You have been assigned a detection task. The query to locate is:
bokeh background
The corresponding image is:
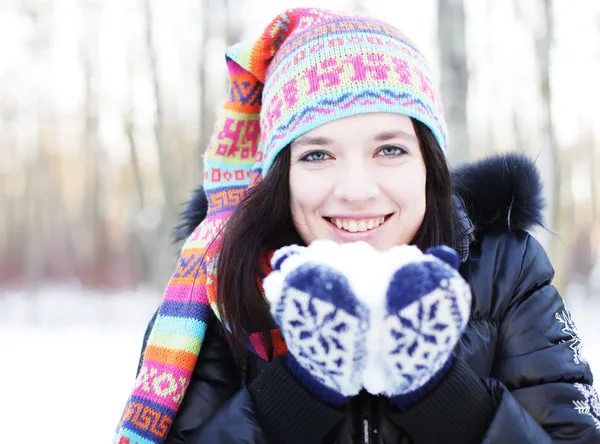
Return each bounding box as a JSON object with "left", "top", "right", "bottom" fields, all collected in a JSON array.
[{"left": 1, "top": 0, "right": 599, "bottom": 442}]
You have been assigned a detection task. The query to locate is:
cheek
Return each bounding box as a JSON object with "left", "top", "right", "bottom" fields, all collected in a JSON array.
[
  {"left": 415, "top": 173, "right": 427, "bottom": 209},
  {"left": 411, "top": 172, "right": 427, "bottom": 226},
  {"left": 382, "top": 167, "right": 427, "bottom": 208},
  {"left": 411, "top": 174, "right": 427, "bottom": 218},
  {"left": 289, "top": 168, "right": 328, "bottom": 220}
]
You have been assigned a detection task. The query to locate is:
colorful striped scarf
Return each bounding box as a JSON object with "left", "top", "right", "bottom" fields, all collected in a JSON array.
[{"left": 114, "top": 7, "right": 447, "bottom": 443}]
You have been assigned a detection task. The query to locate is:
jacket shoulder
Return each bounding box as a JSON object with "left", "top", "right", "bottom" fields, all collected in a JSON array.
[{"left": 463, "top": 230, "right": 554, "bottom": 322}]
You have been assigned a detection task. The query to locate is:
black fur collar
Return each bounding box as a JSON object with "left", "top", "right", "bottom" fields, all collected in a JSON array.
[
  {"left": 174, "top": 186, "right": 208, "bottom": 242},
  {"left": 173, "top": 153, "right": 545, "bottom": 242},
  {"left": 452, "top": 152, "right": 545, "bottom": 234}
]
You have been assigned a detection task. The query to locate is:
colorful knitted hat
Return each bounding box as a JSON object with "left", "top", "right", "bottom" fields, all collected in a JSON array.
[{"left": 114, "top": 7, "right": 447, "bottom": 444}]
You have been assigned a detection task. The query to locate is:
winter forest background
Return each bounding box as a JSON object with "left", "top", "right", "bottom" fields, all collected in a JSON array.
[{"left": 1, "top": 0, "right": 600, "bottom": 442}]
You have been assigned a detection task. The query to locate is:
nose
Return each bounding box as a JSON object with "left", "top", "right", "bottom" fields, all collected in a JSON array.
[{"left": 333, "top": 163, "right": 379, "bottom": 204}]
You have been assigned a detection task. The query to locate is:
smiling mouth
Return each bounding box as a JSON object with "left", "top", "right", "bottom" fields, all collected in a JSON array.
[{"left": 324, "top": 214, "right": 394, "bottom": 233}]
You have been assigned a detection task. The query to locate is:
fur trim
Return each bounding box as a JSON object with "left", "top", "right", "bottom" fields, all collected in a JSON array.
[
  {"left": 174, "top": 153, "right": 546, "bottom": 241},
  {"left": 452, "top": 152, "right": 545, "bottom": 234},
  {"left": 173, "top": 185, "right": 208, "bottom": 243}
]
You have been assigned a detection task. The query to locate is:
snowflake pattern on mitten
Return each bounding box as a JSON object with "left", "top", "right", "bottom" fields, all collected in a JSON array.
[
  {"left": 380, "top": 246, "right": 472, "bottom": 399},
  {"left": 264, "top": 241, "right": 371, "bottom": 399}
]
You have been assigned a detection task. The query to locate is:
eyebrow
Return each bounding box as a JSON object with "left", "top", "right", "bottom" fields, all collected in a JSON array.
[
  {"left": 291, "top": 136, "right": 332, "bottom": 149},
  {"left": 373, "top": 130, "right": 418, "bottom": 143},
  {"left": 291, "top": 130, "right": 417, "bottom": 150}
]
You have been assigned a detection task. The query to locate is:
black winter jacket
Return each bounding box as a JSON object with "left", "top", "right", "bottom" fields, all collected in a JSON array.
[{"left": 138, "top": 154, "right": 600, "bottom": 443}]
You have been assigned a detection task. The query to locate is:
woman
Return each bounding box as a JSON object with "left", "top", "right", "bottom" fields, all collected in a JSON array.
[{"left": 114, "top": 7, "right": 599, "bottom": 444}]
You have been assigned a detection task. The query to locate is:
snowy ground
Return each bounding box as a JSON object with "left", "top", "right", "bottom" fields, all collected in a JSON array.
[
  {"left": 0, "top": 287, "right": 161, "bottom": 444},
  {"left": 1, "top": 285, "right": 598, "bottom": 444}
]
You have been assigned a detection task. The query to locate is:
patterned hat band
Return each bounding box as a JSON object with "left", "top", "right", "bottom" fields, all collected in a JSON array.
[{"left": 225, "top": 11, "right": 448, "bottom": 176}]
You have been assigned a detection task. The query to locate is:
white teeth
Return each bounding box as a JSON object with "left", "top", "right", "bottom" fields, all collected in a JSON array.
[{"left": 330, "top": 216, "right": 388, "bottom": 233}]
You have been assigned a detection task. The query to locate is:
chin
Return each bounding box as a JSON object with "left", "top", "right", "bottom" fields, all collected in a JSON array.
[{"left": 364, "top": 238, "right": 398, "bottom": 252}]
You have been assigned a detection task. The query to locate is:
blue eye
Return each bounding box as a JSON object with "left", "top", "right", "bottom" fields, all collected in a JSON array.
[
  {"left": 378, "top": 145, "right": 407, "bottom": 157},
  {"left": 300, "top": 151, "right": 330, "bottom": 162}
]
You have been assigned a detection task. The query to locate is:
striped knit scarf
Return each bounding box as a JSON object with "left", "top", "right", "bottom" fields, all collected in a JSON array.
[
  {"left": 112, "top": 44, "right": 282, "bottom": 444},
  {"left": 114, "top": 7, "right": 446, "bottom": 443}
]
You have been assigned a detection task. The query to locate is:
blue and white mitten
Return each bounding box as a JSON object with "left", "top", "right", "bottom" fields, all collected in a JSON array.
[
  {"left": 263, "top": 240, "right": 375, "bottom": 406},
  {"left": 367, "top": 245, "right": 472, "bottom": 407}
]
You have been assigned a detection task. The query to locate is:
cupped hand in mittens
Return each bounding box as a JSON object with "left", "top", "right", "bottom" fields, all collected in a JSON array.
[
  {"left": 262, "top": 240, "right": 379, "bottom": 406},
  {"left": 263, "top": 241, "right": 471, "bottom": 409},
  {"left": 369, "top": 245, "right": 472, "bottom": 408}
]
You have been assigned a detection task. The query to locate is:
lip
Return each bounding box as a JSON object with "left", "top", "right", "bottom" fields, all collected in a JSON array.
[
  {"left": 325, "top": 214, "right": 392, "bottom": 220},
  {"left": 324, "top": 214, "right": 393, "bottom": 241}
]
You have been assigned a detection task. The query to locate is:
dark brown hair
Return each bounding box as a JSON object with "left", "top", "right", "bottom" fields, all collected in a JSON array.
[{"left": 216, "top": 119, "right": 456, "bottom": 359}]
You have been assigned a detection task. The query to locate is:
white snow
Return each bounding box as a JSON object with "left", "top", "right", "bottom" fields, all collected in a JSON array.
[
  {"left": 0, "top": 285, "right": 598, "bottom": 443},
  {"left": 0, "top": 287, "right": 160, "bottom": 444}
]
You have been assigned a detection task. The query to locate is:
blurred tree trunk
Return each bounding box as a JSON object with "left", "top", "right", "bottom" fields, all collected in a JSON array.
[
  {"left": 125, "top": 53, "right": 146, "bottom": 211},
  {"left": 0, "top": 107, "right": 20, "bottom": 283},
  {"left": 562, "top": 146, "right": 574, "bottom": 238},
  {"left": 586, "top": 130, "right": 598, "bottom": 228},
  {"left": 584, "top": 130, "right": 598, "bottom": 296},
  {"left": 24, "top": 123, "right": 44, "bottom": 292},
  {"left": 42, "top": 118, "right": 75, "bottom": 280},
  {"left": 198, "top": 0, "right": 214, "bottom": 163},
  {"left": 20, "top": 0, "right": 51, "bottom": 295},
  {"left": 143, "top": 0, "right": 179, "bottom": 287},
  {"left": 83, "top": 47, "right": 106, "bottom": 282},
  {"left": 81, "top": 0, "right": 109, "bottom": 286},
  {"left": 437, "top": 0, "right": 470, "bottom": 166},
  {"left": 124, "top": 46, "right": 152, "bottom": 283},
  {"left": 125, "top": 120, "right": 145, "bottom": 210},
  {"left": 144, "top": 0, "right": 175, "bottom": 225},
  {"left": 534, "top": 0, "right": 561, "bottom": 287},
  {"left": 483, "top": 1, "right": 496, "bottom": 155}
]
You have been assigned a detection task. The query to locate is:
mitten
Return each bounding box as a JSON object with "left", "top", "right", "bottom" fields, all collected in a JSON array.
[
  {"left": 263, "top": 240, "right": 375, "bottom": 406},
  {"left": 369, "top": 245, "right": 472, "bottom": 407}
]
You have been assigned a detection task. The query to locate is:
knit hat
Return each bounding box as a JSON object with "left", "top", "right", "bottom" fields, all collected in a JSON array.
[
  {"left": 114, "top": 8, "right": 446, "bottom": 444},
  {"left": 244, "top": 8, "right": 447, "bottom": 176}
]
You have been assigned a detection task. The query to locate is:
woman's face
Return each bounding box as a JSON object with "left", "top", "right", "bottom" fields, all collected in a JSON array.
[{"left": 289, "top": 113, "right": 427, "bottom": 251}]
